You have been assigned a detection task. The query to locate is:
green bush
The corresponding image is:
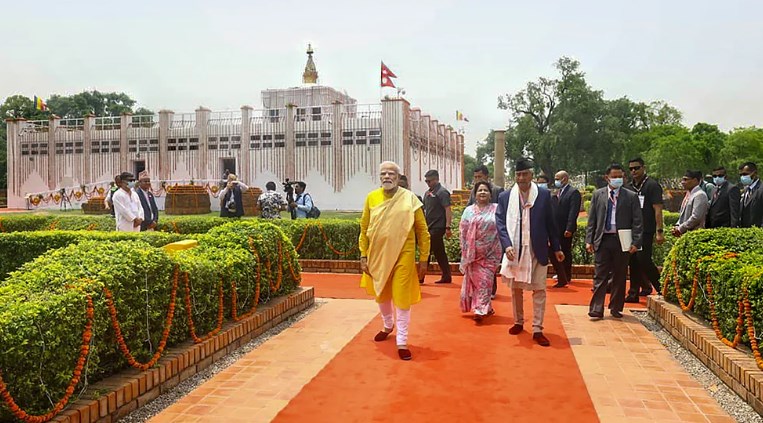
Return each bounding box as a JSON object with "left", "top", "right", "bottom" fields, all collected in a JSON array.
[
  {"left": 0, "top": 231, "right": 186, "bottom": 280},
  {"left": 0, "top": 221, "right": 300, "bottom": 417},
  {"left": 156, "top": 216, "right": 231, "bottom": 234},
  {"left": 0, "top": 240, "right": 176, "bottom": 417},
  {"left": 271, "top": 219, "right": 361, "bottom": 260},
  {"left": 659, "top": 228, "right": 763, "bottom": 350}
]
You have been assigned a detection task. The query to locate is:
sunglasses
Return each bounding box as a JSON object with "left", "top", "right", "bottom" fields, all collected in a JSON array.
[{"left": 629, "top": 166, "right": 643, "bottom": 171}]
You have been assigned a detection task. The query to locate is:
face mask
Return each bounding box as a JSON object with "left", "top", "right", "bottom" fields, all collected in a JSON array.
[
  {"left": 537, "top": 183, "right": 548, "bottom": 190},
  {"left": 741, "top": 175, "right": 753, "bottom": 186},
  {"left": 712, "top": 176, "right": 725, "bottom": 185},
  {"left": 554, "top": 180, "right": 563, "bottom": 188},
  {"left": 127, "top": 181, "right": 137, "bottom": 189},
  {"left": 609, "top": 178, "right": 624, "bottom": 189}
]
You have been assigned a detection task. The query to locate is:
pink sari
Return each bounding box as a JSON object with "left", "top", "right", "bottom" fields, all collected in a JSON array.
[{"left": 459, "top": 203, "right": 502, "bottom": 315}]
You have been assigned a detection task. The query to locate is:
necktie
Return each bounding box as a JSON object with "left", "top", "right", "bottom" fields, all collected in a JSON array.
[
  {"left": 605, "top": 190, "right": 615, "bottom": 231},
  {"left": 744, "top": 187, "right": 752, "bottom": 206},
  {"left": 712, "top": 187, "right": 720, "bottom": 202}
]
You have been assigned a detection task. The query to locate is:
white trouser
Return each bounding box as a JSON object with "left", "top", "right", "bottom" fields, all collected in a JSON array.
[{"left": 379, "top": 300, "right": 411, "bottom": 347}]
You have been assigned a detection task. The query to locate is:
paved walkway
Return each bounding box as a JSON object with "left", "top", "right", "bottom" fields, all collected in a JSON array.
[
  {"left": 149, "top": 299, "right": 379, "bottom": 423},
  {"left": 558, "top": 305, "right": 734, "bottom": 423},
  {"left": 148, "top": 274, "right": 736, "bottom": 423}
]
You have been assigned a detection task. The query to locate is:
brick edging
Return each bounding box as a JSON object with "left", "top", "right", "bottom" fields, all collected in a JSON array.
[
  {"left": 51, "top": 287, "right": 315, "bottom": 423},
  {"left": 648, "top": 296, "right": 763, "bottom": 414}
]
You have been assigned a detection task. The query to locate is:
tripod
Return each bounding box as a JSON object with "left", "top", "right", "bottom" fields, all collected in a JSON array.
[{"left": 59, "top": 189, "right": 73, "bottom": 212}]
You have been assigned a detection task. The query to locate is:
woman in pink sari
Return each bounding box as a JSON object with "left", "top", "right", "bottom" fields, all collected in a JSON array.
[{"left": 459, "top": 181, "right": 503, "bottom": 322}]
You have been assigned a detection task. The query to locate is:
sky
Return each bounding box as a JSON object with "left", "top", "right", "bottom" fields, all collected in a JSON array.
[{"left": 1, "top": 0, "right": 761, "bottom": 156}]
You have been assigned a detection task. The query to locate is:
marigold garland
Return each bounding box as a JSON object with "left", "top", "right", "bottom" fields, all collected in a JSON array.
[
  {"left": 293, "top": 222, "right": 357, "bottom": 256},
  {"left": 104, "top": 266, "right": 179, "bottom": 371},
  {"left": 184, "top": 273, "right": 224, "bottom": 343},
  {"left": 706, "top": 272, "right": 744, "bottom": 348},
  {"left": 48, "top": 220, "right": 59, "bottom": 231},
  {"left": 171, "top": 221, "right": 180, "bottom": 234},
  {"left": 743, "top": 286, "right": 763, "bottom": 368},
  {"left": 0, "top": 295, "right": 93, "bottom": 423}
]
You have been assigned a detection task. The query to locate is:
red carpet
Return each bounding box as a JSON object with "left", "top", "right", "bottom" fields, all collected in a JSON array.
[{"left": 277, "top": 273, "right": 611, "bottom": 423}]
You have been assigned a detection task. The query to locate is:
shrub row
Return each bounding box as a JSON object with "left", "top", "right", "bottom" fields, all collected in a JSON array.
[
  {"left": 0, "top": 211, "right": 681, "bottom": 268},
  {"left": 659, "top": 228, "right": 763, "bottom": 351},
  {"left": 0, "top": 221, "right": 300, "bottom": 418},
  {"left": 0, "top": 231, "right": 186, "bottom": 280}
]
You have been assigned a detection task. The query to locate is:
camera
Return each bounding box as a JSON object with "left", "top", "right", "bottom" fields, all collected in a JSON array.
[{"left": 282, "top": 178, "right": 294, "bottom": 196}]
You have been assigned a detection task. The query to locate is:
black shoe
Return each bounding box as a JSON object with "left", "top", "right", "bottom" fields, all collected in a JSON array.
[
  {"left": 624, "top": 295, "right": 640, "bottom": 304},
  {"left": 552, "top": 282, "right": 568, "bottom": 288},
  {"left": 639, "top": 290, "right": 653, "bottom": 296},
  {"left": 434, "top": 279, "right": 452, "bottom": 284},
  {"left": 419, "top": 279, "right": 425, "bottom": 284},
  {"left": 588, "top": 312, "right": 603, "bottom": 320},
  {"left": 611, "top": 311, "right": 623, "bottom": 318}
]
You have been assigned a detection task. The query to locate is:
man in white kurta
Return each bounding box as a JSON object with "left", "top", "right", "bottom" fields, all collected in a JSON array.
[{"left": 112, "top": 172, "right": 144, "bottom": 232}]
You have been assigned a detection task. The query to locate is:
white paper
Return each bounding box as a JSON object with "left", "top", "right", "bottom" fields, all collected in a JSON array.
[{"left": 617, "top": 229, "right": 642, "bottom": 252}]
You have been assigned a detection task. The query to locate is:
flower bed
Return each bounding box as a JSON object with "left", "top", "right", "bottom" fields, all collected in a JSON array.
[
  {"left": 659, "top": 228, "right": 763, "bottom": 364},
  {"left": 0, "top": 221, "right": 300, "bottom": 421}
]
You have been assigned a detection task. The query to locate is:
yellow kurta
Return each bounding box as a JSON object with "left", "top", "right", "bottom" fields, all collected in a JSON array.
[{"left": 359, "top": 187, "right": 430, "bottom": 310}]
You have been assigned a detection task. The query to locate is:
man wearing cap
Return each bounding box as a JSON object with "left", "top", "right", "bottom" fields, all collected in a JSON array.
[
  {"left": 136, "top": 171, "right": 159, "bottom": 231},
  {"left": 112, "top": 171, "right": 144, "bottom": 232},
  {"left": 496, "top": 158, "right": 563, "bottom": 347}
]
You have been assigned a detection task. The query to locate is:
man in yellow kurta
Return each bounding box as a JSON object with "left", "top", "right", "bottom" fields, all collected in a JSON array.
[{"left": 360, "top": 161, "right": 430, "bottom": 361}]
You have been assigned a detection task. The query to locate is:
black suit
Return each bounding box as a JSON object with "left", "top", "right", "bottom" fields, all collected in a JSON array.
[
  {"left": 706, "top": 182, "right": 740, "bottom": 228},
  {"left": 740, "top": 181, "right": 763, "bottom": 228},
  {"left": 549, "top": 185, "right": 581, "bottom": 285},
  {"left": 586, "top": 187, "right": 643, "bottom": 316},
  {"left": 136, "top": 188, "right": 159, "bottom": 231}
]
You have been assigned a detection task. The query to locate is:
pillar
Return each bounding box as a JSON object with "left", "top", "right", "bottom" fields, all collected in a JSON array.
[
  {"left": 494, "top": 129, "right": 506, "bottom": 188},
  {"left": 120, "top": 113, "right": 131, "bottom": 172},
  {"left": 49, "top": 115, "right": 60, "bottom": 189},
  {"left": 195, "top": 107, "right": 211, "bottom": 180},
  {"left": 240, "top": 105, "right": 253, "bottom": 183},
  {"left": 158, "top": 110, "right": 173, "bottom": 181},
  {"left": 82, "top": 114, "right": 94, "bottom": 184},
  {"left": 332, "top": 101, "right": 343, "bottom": 191},
  {"left": 381, "top": 98, "right": 410, "bottom": 173},
  {"left": 285, "top": 104, "right": 296, "bottom": 180}
]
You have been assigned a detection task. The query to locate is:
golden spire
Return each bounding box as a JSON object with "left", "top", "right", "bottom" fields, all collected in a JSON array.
[{"left": 302, "top": 43, "right": 318, "bottom": 84}]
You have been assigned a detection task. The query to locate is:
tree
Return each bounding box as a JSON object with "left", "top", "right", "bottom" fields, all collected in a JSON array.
[
  {"left": 497, "top": 57, "right": 612, "bottom": 177},
  {"left": 47, "top": 91, "right": 137, "bottom": 118},
  {"left": 720, "top": 127, "right": 763, "bottom": 171}
]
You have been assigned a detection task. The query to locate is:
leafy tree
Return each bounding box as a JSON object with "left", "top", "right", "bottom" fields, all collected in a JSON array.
[
  {"left": 720, "top": 127, "right": 763, "bottom": 171},
  {"left": 47, "top": 91, "right": 137, "bottom": 118}
]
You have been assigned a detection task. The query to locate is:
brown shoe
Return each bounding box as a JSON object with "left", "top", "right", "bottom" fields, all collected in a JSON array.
[
  {"left": 374, "top": 328, "right": 393, "bottom": 342},
  {"left": 533, "top": 332, "right": 550, "bottom": 347},
  {"left": 508, "top": 324, "right": 523, "bottom": 335},
  {"left": 398, "top": 348, "right": 412, "bottom": 360}
]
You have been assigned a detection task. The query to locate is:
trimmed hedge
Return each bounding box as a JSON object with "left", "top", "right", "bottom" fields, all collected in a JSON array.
[
  {"left": 660, "top": 227, "right": 763, "bottom": 346},
  {"left": 0, "top": 231, "right": 186, "bottom": 280},
  {"left": 0, "top": 221, "right": 299, "bottom": 418},
  {"left": 0, "top": 210, "right": 682, "bottom": 267}
]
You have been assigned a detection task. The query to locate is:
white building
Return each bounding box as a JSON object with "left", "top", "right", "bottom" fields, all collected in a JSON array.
[{"left": 4, "top": 47, "right": 464, "bottom": 210}]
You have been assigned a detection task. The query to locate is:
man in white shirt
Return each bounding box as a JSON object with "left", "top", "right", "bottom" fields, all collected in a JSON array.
[{"left": 112, "top": 172, "right": 144, "bottom": 232}]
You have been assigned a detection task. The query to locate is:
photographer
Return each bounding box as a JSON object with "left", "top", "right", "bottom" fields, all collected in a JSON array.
[
  {"left": 258, "top": 181, "right": 288, "bottom": 219},
  {"left": 219, "top": 174, "right": 249, "bottom": 218},
  {"left": 283, "top": 179, "right": 297, "bottom": 219},
  {"left": 289, "top": 181, "right": 314, "bottom": 219}
]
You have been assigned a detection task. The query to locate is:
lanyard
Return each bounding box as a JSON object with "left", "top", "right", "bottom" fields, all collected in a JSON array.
[{"left": 632, "top": 176, "right": 648, "bottom": 196}]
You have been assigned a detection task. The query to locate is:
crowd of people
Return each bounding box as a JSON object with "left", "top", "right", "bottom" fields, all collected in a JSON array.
[{"left": 358, "top": 158, "right": 763, "bottom": 360}]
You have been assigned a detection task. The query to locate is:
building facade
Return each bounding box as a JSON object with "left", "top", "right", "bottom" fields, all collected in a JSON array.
[{"left": 4, "top": 49, "right": 464, "bottom": 210}]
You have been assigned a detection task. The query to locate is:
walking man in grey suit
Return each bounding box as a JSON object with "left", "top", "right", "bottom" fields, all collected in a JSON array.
[
  {"left": 672, "top": 170, "right": 709, "bottom": 237},
  {"left": 586, "top": 163, "right": 643, "bottom": 320}
]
